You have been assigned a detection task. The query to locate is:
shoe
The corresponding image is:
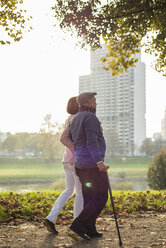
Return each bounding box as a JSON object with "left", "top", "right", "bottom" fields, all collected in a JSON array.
[
  {"left": 69, "top": 225, "right": 91, "bottom": 241},
  {"left": 87, "top": 231, "right": 103, "bottom": 238},
  {"left": 44, "top": 219, "right": 58, "bottom": 234}
]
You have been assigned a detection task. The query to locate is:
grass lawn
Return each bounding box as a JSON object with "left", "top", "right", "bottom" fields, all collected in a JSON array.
[
  {"left": 0, "top": 157, "right": 153, "bottom": 191},
  {"left": 109, "top": 164, "right": 149, "bottom": 177},
  {"left": 0, "top": 156, "right": 152, "bottom": 180},
  {"left": 0, "top": 163, "right": 64, "bottom": 178}
]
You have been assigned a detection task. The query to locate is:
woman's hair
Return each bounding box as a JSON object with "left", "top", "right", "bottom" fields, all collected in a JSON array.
[{"left": 66, "top": 96, "right": 79, "bottom": 114}]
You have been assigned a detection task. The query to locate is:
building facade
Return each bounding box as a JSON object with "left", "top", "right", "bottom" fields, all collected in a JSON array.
[{"left": 79, "top": 45, "right": 146, "bottom": 155}]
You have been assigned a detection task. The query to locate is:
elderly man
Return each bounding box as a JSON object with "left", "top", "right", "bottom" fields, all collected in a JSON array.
[{"left": 69, "top": 92, "right": 109, "bottom": 240}]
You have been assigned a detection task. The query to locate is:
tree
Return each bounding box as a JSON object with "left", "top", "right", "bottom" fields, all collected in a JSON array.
[
  {"left": 147, "top": 150, "right": 166, "bottom": 190},
  {"left": 104, "top": 128, "right": 123, "bottom": 157},
  {"left": 38, "top": 114, "right": 64, "bottom": 161},
  {"left": 140, "top": 138, "right": 154, "bottom": 157},
  {"left": 26, "top": 134, "right": 41, "bottom": 155},
  {"left": 14, "top": 132, "right": 41, "bottom": 155},
  {"left": 2, "top": 135, "right": 21, "bottom": 152},
  {"left": 153, "top": 137, "right": 166, "bottom": 154},
  {"left": 0, "top": 0, "right": 32, "bottom": 45},
  {"left": 53, "top": 0, "right": 166, "bottom": 76}
]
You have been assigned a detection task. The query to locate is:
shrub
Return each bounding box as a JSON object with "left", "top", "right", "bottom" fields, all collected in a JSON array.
[
  {"left": 147, "top": 150, "right": 166, "bottom": 190},
  {"left": 50, "top": 178, "right": 65, "bottom": 191}
]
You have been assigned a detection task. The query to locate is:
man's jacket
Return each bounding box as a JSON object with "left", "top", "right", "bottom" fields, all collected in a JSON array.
[{"left": 69, "top": 111, "right": 106, "bottom": 169}]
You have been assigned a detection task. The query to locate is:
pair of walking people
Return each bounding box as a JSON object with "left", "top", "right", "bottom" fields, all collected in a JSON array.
[{"left": 44, "top": 92, "right": 109, "bottom": 240}]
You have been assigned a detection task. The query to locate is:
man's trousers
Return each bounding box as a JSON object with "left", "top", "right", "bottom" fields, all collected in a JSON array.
[{"left": 72, "top": 167, "right": 108, "bottom": 234}]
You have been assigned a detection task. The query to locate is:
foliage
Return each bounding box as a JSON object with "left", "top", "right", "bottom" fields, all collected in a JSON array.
[
  {"left": 0, "top": 0, "right": 32, "bottom": 45},
  {"left": 2, "top": 132, "right": 41, "bottom": 155},
  {"left": 140, "top": 138, "right": 155, "bottom": 157},
  {"left": 153, "top": 137, "right": 166, "bottom": 153},
  {"left": 1, "top": 116, "right": 65, "bottom": 159},
  {"left": 0, "top": 191, "right": 165, "bottom": 222},
  {"left": 0, "top": 132, "right": 11, "bottom": 150},
  {"left": 140, "top": 138, "right": 166, "bottom": 156},
  {"left": 52, "top": 0, "right": 166, "bottom": 76},
  {"left": 15, "top": 133, "right": 39, "bottom": 152},
  {"left": 38, "top": 114, "right": 64, "bottom": 161},
  {"left": 50, "top": 178, "right": 66, "bottom": 191},
  {"left": 147, "top": 150, "right": 166, "bottom": 190},
  {"left": 2, "top": 135, "right": 21, "bottom": 152},
  {"left": 104, "top": 128, "right": 123, "bottom": 156}
]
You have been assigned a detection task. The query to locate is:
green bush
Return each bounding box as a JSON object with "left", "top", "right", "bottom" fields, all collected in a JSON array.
[
  {"left": 147, "top": 150, "right": 166, "bottom": 190},
  {"left": 50, "top": 178, "right": 65, "bottom": 191},
  {"left": 0, "top": 191, "right": 165, "bottom": 221}
]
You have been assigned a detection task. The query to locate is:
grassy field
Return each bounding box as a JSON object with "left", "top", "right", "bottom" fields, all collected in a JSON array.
[
  {"left": 0, "top": 163, "right": 64, "bottom": 178},
  {"left": 0, "top": 157, "right": 153, "bottom": 191},
  {"left": 0, "top": 156, "right": 152, "bottom": 178}
]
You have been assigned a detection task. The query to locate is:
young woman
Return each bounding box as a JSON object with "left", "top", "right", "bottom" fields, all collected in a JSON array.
[{"left": 44, "top": 97, "right": 83, "bottom": 234}]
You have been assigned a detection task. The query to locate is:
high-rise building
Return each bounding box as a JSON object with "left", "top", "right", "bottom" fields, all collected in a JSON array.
[
  {"left": 161, "top": 108, "right": 166, "bottom": 140},
  {"left": 79, "top": 45, "right": 146, "bottom": 155}
]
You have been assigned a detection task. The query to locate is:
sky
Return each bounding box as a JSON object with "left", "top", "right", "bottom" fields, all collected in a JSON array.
[{"left": 0, "top": 0, "right": 166, "bottom": 138}]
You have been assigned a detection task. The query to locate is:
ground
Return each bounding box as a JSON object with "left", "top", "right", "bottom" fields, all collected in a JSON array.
[{"left": 0, "top": 212, "right": 166, "bottom": 248}]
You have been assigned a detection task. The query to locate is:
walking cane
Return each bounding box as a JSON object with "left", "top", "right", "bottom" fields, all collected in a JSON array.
[{"left": 106, "top": 171, "right": 123, "bottom": 246}]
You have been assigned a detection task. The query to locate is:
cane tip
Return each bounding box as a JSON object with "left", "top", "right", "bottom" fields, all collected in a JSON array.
[{"left": 119, "top": 241, "right": 123, "bottom": 246}]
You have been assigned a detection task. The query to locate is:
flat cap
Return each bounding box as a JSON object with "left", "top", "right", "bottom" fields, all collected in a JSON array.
[{"left": 76, "top": 92, "right": 97, "bottom": 106}]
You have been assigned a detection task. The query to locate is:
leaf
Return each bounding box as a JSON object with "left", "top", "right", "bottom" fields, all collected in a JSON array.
[{"left": 52, "top": 0, "right": 166, "bottom": 76}]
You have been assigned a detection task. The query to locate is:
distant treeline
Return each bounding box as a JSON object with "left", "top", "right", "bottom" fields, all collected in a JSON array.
[
  {"left": 1, "top": 114, "right": 166, "bottom": 160},
  {"left": 0, "top": 115, "right": 64, "bottom": 161}
]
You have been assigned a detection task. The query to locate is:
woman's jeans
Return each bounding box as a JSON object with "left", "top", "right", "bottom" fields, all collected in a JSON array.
[{"left": 46, "top": 163, "right": 83, "bottom": 224}]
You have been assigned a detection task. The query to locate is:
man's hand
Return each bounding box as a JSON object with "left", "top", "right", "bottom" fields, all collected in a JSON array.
[{"left": 97, "top": 162, "right": 109, "bottom": 172}]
